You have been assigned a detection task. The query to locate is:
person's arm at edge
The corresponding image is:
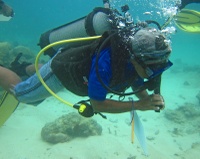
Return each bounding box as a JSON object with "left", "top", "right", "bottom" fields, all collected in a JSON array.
[{"left": 90, "top": 92, "right": 164, "bottom": 113}]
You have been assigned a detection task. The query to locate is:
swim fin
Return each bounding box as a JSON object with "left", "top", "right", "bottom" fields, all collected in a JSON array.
[
  {"left": 0, "top": 91, "right": 19, "bottom": 126},
  {"left": 175, "top": 9, "right": 200, "bottom": 33}
]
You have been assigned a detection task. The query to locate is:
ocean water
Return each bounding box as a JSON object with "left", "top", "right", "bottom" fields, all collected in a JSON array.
[
  {"left": 1, "top": 0, "right": 199, "bottom": 64},
  {"left": 0, "top": 0, "right": 200, "bottom": 159}
]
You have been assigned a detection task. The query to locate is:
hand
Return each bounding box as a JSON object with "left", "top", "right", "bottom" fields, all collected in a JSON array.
[
  {"left": 136, "top": 94, "right": 165, "bottom": 111},
  {"left": 0, "top": 2, "right": 14, "bottom": 17}
]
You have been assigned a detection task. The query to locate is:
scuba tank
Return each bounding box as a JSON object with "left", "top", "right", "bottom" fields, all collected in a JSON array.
[{"left": 38, "top": 7, "right": 113, "bottom": 57}]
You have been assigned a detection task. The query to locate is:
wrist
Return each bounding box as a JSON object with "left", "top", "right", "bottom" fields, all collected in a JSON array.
[{"left": 132, "top": 101, "right": 139, "bottom": 110}]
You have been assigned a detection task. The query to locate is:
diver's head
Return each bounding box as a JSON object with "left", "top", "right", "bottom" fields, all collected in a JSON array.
[{"left": 129, "top": 27, "right": 172, "bottom": 79}]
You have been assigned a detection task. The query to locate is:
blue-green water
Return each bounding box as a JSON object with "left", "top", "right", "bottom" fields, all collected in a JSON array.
[{"left": 1, "top": 0, "right": 200, "bottom": 64}]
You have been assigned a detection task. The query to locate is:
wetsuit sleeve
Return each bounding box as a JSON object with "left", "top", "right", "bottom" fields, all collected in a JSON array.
[{"left": 88, "top": 48, "right": 112, "bottom": 101}]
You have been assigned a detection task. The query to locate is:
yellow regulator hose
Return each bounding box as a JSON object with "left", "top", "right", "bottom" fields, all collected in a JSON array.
[{"left": 35, "top": 36, "right": 101, "bottom": 107}]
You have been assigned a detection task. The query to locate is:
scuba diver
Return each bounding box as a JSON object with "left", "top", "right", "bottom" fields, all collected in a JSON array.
[
  {"left": 0, "top": 5, "right": 173, "bottom": 126},
  {"left": 0, "top": 0, "right": 14, "bottom": 18},
  {"left": 0, "top": 26, "right": 171, "bottom": 113}
]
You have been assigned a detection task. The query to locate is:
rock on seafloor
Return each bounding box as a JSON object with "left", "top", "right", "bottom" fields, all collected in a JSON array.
[{"left": 41, "top": 112, "right": 102, "bottom": 144}]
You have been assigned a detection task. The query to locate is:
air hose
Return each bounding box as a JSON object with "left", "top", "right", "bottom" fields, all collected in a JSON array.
[{"left": 35, "top": 36, "right": 101, "bottom": 117}]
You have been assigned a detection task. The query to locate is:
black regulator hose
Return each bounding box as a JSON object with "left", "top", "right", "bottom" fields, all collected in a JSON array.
[{"left": 145, "top": 20, "right": 162, "bottom": 30}]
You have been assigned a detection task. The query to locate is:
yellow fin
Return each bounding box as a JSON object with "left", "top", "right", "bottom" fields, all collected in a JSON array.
[
  {"left": 0, "top": 91, "right": 19, "bottom": 126},
  {"left": 175, "top": 9, "right": 200, "bottom": 33}
]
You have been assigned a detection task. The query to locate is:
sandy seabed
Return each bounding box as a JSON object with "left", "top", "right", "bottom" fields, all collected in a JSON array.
[{"left": 0, "top": 66, "right": 200, "bottom": 159}]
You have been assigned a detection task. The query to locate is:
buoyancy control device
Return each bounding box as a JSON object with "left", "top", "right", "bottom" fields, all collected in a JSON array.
[{"left": 51, "top": 40, "right": 100, "bottom": 96}]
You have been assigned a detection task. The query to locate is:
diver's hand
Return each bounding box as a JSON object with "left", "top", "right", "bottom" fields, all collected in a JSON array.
[
  {"left": 135, "top": 94, "right": 165, "bottom": 111},
  {"left": 0, "top": 2, "right": 14, "bottom": 17}
]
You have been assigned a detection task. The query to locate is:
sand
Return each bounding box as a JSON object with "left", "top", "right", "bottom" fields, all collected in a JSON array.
[{"left": 0, "top": 67, "right": 200, "bottom": 159}]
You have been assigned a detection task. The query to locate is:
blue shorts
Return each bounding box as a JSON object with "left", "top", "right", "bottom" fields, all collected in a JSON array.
[{"left": 14, "top": 60, "right": 63, "bottom": 104}]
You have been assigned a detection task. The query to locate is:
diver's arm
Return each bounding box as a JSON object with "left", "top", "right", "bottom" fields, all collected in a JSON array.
[
  {"left": 135, "top": 90, "right": 149, "bottom": 99},
  {"left": 0, "top": 66, "right": 21, "bottom": 93},
  {"left": 90, "top": 93, "right": 164, "bottom": 113}
]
